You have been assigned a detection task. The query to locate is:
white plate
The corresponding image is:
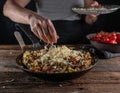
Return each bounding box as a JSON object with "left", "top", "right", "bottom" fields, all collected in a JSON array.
[{"left": 72, "top": 5, "right": 120, "bottom": 14}]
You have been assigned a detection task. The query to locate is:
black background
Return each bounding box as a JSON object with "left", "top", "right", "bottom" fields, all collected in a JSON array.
[{"left": 0, "top": 0, "right": 120, "bottom": 44}]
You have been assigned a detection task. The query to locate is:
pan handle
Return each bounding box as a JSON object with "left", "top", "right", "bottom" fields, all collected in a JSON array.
[
  {"left": 14, "top": 31, "right": 26, "bottom": 52},
  {"left": 15, "top": 24, "right": 42, "bottom": 50}
]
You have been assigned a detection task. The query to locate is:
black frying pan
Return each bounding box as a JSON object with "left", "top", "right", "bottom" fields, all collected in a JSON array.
[
  {"left": 16, "top": 25, "right": 98, "bottom": 81},
  {"left": 16, "top": 47, "right": 98, "bottom": 81}
]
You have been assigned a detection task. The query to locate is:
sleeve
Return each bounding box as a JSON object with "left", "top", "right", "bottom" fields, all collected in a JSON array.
[{"left": 79, "top": 0, "right": 84, "bottom": 7}]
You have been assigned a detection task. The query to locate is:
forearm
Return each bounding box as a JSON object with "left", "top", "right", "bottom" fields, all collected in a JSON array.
[{"left": 3, "top": 0, "right": 37, "bottom": 24}]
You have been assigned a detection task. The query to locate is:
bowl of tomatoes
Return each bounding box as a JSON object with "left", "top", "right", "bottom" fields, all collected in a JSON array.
[{"left": 86, "top": 31, "right": 120, "bottom": 53}]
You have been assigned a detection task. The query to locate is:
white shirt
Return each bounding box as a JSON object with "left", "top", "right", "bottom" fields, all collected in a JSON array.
[{"left": 36, "top": 0, "right": 84, "bottom": 20}]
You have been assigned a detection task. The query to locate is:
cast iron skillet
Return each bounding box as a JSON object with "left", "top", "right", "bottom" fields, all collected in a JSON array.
[
  {"left": 15, "top": 24, "right": 98, "bottom": 81},
  {"left": 16, "top": 47, "right": 98, "bottom": 81}
]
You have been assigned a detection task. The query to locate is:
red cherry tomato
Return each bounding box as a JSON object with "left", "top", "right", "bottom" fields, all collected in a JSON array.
[
  {"left": 103, "top": 37, "right": 110, "bottom": 43},
  {"left": 91, "top": 31, "right": 119, "bottom": 44},
  {"left": 109, "top": 35, "right": 117, "bottom": 41},
  {"left": 116, "top": 34, "right": 120, "bottom": 44},
  {"left": 110, "top": 32, "right": 116, "bottom": 36},
  {"left": 117, "top": 34, "right": 120, "bottom": 39},
  {"left": 109, "top": 40, "right": 117, "bottom": 44}
]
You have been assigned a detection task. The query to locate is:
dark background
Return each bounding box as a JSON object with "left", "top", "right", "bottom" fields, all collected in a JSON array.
[{"left": 0, "top": 0, "right": 120, "bottom": 44}]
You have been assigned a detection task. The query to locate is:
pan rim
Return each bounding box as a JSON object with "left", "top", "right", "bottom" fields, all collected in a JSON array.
[{"left": 16, "top": 46, "right": 98, "bottom": 75}]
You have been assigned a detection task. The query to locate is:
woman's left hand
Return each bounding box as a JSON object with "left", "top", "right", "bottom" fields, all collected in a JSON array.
[{"left": 85, "top": 1, "right": 100, "bottom": 24}]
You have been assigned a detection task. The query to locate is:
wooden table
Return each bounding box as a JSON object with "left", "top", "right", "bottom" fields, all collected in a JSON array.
[{"left": 0, "top": 45, "right": 120, "bottom": 93}]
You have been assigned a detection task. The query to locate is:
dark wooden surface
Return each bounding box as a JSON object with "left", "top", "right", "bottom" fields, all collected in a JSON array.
[{"left": 0, "top": 45, "right": 120, "bottom": 93}]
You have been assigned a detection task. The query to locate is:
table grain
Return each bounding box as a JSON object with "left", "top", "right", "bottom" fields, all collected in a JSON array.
[{"left": 0, "top": 45, "right": 120, "bottom": 93}]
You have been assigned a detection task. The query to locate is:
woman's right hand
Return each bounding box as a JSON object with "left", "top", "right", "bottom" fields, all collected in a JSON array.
[{"left": 28, "top": 14, "right": 59, "bottom": 44}]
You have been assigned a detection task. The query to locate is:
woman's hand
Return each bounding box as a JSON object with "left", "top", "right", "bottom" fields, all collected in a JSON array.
[
  {"left": 3, "top": 0, "right": 59, "bottom": 45},
  {"left": 29, "top": 14, "right": 59, "bottom": 44},
  {"left": 85, "top": 1, "right": 99, "bottom": 24}
]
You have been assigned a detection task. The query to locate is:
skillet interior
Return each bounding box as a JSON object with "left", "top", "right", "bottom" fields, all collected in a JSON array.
[{"left": 16, "top": 46, "right": 98, "bottom": 81}]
